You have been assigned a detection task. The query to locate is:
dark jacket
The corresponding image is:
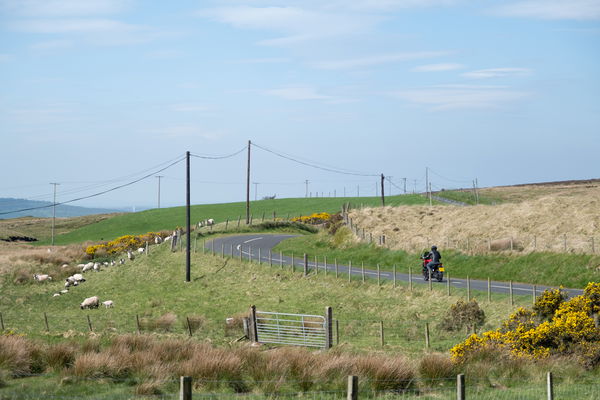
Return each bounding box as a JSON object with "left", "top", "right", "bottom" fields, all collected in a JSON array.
[{"left": 428, "top": 249, "right": 442, "bottom": 263}]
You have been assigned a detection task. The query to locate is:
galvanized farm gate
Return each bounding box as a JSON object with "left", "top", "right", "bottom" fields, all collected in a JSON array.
[{"left": 248, "top": 306, "right": 333, "bottom": 349}]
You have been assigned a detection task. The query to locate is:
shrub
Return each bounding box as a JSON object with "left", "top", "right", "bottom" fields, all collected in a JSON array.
[
  {"left": 533, "top": 288, "right": 567, "bottom": 320},
  {"left": 418, "top": 353, "right": 455, "bottom": 380},
  {"left": 439, "top": 299, "right": 485, "bottom": 332},
  {"left": 291, "top": 212, "right": 331, "bottom": 225},
  {"left": 45, "top": 342, "right": 77, "bottom": 371}
]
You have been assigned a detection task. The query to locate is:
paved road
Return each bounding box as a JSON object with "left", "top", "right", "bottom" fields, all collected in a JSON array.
[{"left": 204, "top": 234, "right": 584, "bottom": 297}]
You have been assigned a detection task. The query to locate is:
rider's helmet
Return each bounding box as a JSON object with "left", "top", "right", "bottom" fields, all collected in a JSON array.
[{"left": 431, "top": 245, "right": 437, "bottom": 251}]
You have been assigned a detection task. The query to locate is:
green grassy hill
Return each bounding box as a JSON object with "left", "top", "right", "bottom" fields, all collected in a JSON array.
[{"left": 45, "top": 194, "right": 431, "bottom": 245}]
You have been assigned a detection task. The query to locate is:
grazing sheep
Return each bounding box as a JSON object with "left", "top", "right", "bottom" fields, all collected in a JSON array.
[
  {"left": 119, "top": 258, "right": 125, "bottom": 265},
  {"left": 60, "top": 289, "right": 68, "bottom": 294},
  {"left": 77, "top": 263, "right": 85, "bottom": 268},
  {"left": 80, "top": 296, "right": 99, "bottom": 309},
  {"left": 206, "top": 218, "right": 215, "bottom": 226},
  {"left": 65, "top": 274, "right": 85, "bottom": 287},
  {"left": 164, "top": 236, "right": 172, "bottom": 242},
  {"left": 154, "top": 236, "right": 162, "bottom": 244},
  {"left": 137, "top": 247, "right": 145, "bottom": 253},
  {"left": 93, "top": 262, "right": 101, "bottom": 272},
  {"left": 53, "top": 293, "right": 60, "bottom": 297},
  {"left": 102, "top": 300, "right": 114, "bottom": 308},
  {"left": 33, "top": 274, "right": 52, "bottom": 282},
  {"left": 103, "top": 262, "right": 109, "bottom": 266},
  {"left": 127, "top": 251, "right": 135, "bottom": 261},
  {"left": 61, "top": 263, "right": 70, "bottom": 268},
  {"left": 110, "top": 260, "right": 116, "bottom": 266},
  {"left": 81, "top": 262, "right": 94, "bottom": 272}
]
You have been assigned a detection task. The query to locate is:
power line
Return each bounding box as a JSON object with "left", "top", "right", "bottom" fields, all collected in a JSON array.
[
  {"left": 428, "top": 167, "right": 473, "bottom": 184},
  {"left": 251, "top": 142, "right": 380, "bottom": 177},
  {"left": 0, "top": 155, "right": 186, "bottom": 216},
  {"left": 190, "top": 147, "right": 246, "bottom": 160}
]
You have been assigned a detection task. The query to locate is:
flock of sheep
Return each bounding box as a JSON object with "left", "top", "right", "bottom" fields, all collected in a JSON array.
[{"left": 32, "top": 223, "right": 214, "bottom": 312}]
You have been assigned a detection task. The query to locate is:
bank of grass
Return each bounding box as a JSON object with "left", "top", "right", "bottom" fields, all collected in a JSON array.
[
  {"left": 272, "top": 230, "right": 599, "bottom": 288},
  {"left": 40, "top": 194, "right": 430, "bottom": 246},
  {"left": 1, "top": 240, "right": 598, "bottom": 398}
]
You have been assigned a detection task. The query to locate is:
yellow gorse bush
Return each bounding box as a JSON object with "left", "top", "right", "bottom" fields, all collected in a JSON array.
[
  {"left": 291, "top": 212, "right": 331, "bottom": 224},
  {"left": 451, "top": 283, "right": 600, "bottom": 363},
  {"left": 85, "top": 232, "right": 166, "bottom": 257}
]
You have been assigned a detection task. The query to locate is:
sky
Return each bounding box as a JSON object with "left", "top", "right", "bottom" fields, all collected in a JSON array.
[{"left": 1, "top": 0, "right": 599, "bottom": 210}]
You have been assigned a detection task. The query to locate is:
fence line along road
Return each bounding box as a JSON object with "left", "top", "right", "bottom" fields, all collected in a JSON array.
[{"left": 204, "top": 234, "right": 584, "bottom": 298}]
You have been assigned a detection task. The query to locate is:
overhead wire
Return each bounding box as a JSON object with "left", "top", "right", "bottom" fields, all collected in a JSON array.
[
  {"left": 0, "top": 155, "right": 187, "bottom": 216},
  {"left": 428, "top": 167, "right": 473, "bottom": 184},
  {"left": 251, "top": 142, "right": 380, "bottom": 177},
  {"left": 190, "top": 146, "right": 246, "bottom": 160}
]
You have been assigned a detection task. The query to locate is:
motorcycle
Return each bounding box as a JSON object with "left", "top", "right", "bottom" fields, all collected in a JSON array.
[{"left": 421, "top": 253, "right": 444, "bottom": 282}]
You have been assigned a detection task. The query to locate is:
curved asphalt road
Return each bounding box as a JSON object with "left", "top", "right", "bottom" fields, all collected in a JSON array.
[{"left": 204, "top": 234, "right": 584, "bottom": 298}]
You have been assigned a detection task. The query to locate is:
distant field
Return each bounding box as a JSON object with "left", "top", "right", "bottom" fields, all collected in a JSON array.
[{"left": 42, "top": 194, "right": 430, "bottom": 245}]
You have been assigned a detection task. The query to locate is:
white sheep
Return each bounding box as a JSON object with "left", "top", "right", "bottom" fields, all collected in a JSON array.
[
  {"left": 206, "top": 218, "right": 215, "bottom": 226},
  {"left": 110, "top": 260, "right": 116, "bottom": 266},
  {"left": 61, "top": 263, "right": 70, "bottom": 268},
  {"left": 60, "top": 289, "right": 68, "bottom": 294},
  {"left": 33, "top": 274, "right": 52, "bottom": 282},
  {"left": 154, "top": 236, "right": 162, "bottom": 244},
  {"left": 137, "top": 247, "right": 145, "bottom": 253},
  {"left": 127, "top": 251, "right": 135, "bottom": 261},
  {"left": 80, "top": 296, "right": 99, "bottom": 309},
  {"left": 93, "top": 262, "right": 101, "bottom": 272},
  {"left": 102, "top": 300, "right": 114, "bottom": 308},
  {"left": 119, "top": 258, "right": 125, "bottom": 265},
  {"left": 81, "top": 262, "right": 94, "bottom": 272},
  {"left": 103, "top": 262, "right": 109, "bottom": 266},
  {"left": 52, "top": 293, "right": 60, "bottom": 297}
]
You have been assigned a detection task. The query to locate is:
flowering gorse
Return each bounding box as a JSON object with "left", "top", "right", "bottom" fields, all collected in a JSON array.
[
  {"left": 291, "top": 212, "right": 331, "bottom": 225},
  {"left": 85, "top": 232, "right": 167, "bottom": 257},
  {"left": 451, "top": 283, "right": 600, "bottom": 364}
]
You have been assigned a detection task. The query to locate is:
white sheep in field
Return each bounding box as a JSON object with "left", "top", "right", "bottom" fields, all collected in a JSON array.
[
  {"left": 60, "top": 289, "right": 68, "bottom": 294},
  {"left": 33, "top": 274, "right": 52, "bottom": 282},
  {"left": 80, "top": 296, "right": 99, "bottom": 309},
  {"left": 110, "top": 260, "right": 116, "bottom": 266},
  {"left": 102, "top": 300, "right": 114, "bottom": 308},
  {"left": 65, "top": 274, "right": 85, "bottom": 287},
  {"left": 137, "top": 247, "right": 145, "bottom": 253},
  {"left": 119, "top": 258, "right": 125, "bottom": 265},
  {"left": 65, "top": 280, "right": 79, "bottom": 288},
  {"left": 93, "top": 262, "right": 101, "bottom": 272},
  {"left": 61, "top": 263, "right": 70, "bottom": 269},
  {"left": 52, "top": 293, "right": 60, "bottom": 297},
  {"left": 127, "top": 251, "right": 135, "bottom": 261},
  {"left": 164, "top": 236, "right": 172, "bottom": 242},
  {"left": 81, "top": 262, "right": 94, "bottom": 272},
  {"left": 198, "top": 218, "right": 215, "bottom": 228},
  {"left": 154, "top": 236, "right": 162, "bottom": 244}
]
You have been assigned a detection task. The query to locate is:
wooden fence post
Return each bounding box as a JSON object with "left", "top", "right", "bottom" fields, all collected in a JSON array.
[
  {"left": 87, "top": 315, "right": 93, "bottom": 332},
  {"left": 347, "top": 376, "right": 358, "bottom": 400},
  {"left": 379, "top": 321, "right": 385, "bottom": 347},
  {"left": 193, "top": 237, "right": 197, "bottom": 253},
  {"left": 324, "top": 256, "right": 327, "bottom": 276},
  {"left": 269, "top": 250, "right": 273, "bottom": 267},
  {"left": 303, "top": 254, "right": 308, "bottom": 276},
  {"left": 237, "top": 215, "right": 241, "bottom": 228},
  {"left": 348, "top": 261, "right": 352, "bottom": 282},
  {"left": 425, "top": 322, "right": 430, "bottom": 349},
  {"left": 280, "top": 251, "right": 283, "bottom": 269},
  {"left": 335, "top": 259, "right": 339, "bottom": 278},
  {"left": 547, "top": 371, "right": 554, "bottom": 400},
  {"left": 457, "top": 374, "right": 465, "bottom": 400},
  {"left": 314, "top": 255, "right": 318, "bottom": 275},
  {"left": 361, "top": 262, "right": 365, "bottom": 283},
  {"left": 487, "top": 277, "right": 491, "bottom": 303},
  {"left": 377, "top": 264, "right": 381, "bottom": 286},
  {"left": 291, "top": 253, "right": 295, "bottom": 272},
  {"left": 533, "top": 285, "right": 537, "bottom": 305},
  {"left": 180, "top": 376, "right": 192, "bottom": 400},
  {"left": 239, "top": 245, "right": 243, "bottom": 262},
  {"left": 221, "top": 244, "right": 225, "bottom": 259},
  {"left": 44, "top": 312, "right": 49, "bottom": 332},
  {"left": 145, "top": 241, "right": 149, "bottom": 255},
  {"left": 325, "top": 306, "right": 333, "bottom": 349},
  {"left": 136, "top": 314, "right": 141, "bottom": 334},
  {"left": 393, "top": 264, "right": 396, "bottom": 288},
  {"left": 249, "top": 305, "right": 258, "bottom": 343},
  {"left": 409, "top": 266, "right": 413, "bottom": 291},
  {"left": 447, "top": 273, "right": 451, "bottom": 296},
  {"left": 467, "top": 276, "right": 471, "bottom": 301},
  {"left": 261, "top": 212, "right": 265, "bottom": 222},
  {"left": 211, "top": 239, "right": 215, "bottom": 256},
  {"left": 230, "top": 244, "right": 233, "bottom": 259},
  {"left": 509, "top": 280, "right": 514, "bottom": 306},
  {"left": 0, "top": 312, "right": 4, "bottom": 331},
  {"left": 249, "top": 245, "right": 252, "bottom": 263},
  {"left": 428, "top": 270, "right": 432, "bottom": 291},
  {"left": 258, "top": 247, "right": 261, "bottom": 265},
  {"left": 202, "top": 239, "right": 205, "bottom": 254},
  {"left": 225, "top": 218, "right": 229, "bottom": 230}
]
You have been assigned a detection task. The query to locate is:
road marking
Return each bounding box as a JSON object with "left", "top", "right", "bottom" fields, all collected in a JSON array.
[{"left": 243, "top": 237, "right": 263, "bottom": 244}]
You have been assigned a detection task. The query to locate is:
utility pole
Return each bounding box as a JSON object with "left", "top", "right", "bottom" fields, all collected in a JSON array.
[
  {"left": 50, "top": 182, "right": 59, "bottom": 246},
  {"left": 429, "top": 182, "right": 433, "bottom": 206},
  {"left": 185, "top": 151, "right": 191, "bottom": 282},
  {"left": 155, "top": 176, "right": 163, "bottom": 209},
  {"left": 305, "top": 180, "right": 309, "bottom": 198},
  {"left": 246, "top": 140, "right": 251, "bottom": 224},
  {"left": 253, "top": 182, "right": 258, "bottom": 201},
  {"left": 380, "top": 173, "right": 385, "bottom": 207},
  {"left": 403, "top": 178, "right": 407, "bottom": 194},
  {"left": 475, "top": 178, "right": 480, "bottom": 205}
]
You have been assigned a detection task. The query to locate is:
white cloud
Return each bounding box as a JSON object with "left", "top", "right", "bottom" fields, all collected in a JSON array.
[
  {"left": 265, "top": 86, "right": 333, "bottom": 101},
  {"left": 491, "top": 0, "right": 600, "bottom": 20},
  {"left": 391, "top": 84, "right": 530, "bottom": 110},
  {"left": 412, "top": 62, "right": 464, "bottom": 72},
  {"left": 199, "top": 6, "right": 380, "bottom": 45},
  {"left": 312, "top": 51, "right": 451, "bottom": 70},
  {"left": 461, "top": 68, "right": 532, "bottom": 79},
  {"left": 152, "top": 125, "right": 223, "bottom": 140},
  {"left": 0, "top": 0, "right": 130, "bottom": 17}
]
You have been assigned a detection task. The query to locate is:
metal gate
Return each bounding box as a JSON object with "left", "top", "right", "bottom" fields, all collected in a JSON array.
[{"left": 253, "top": 309, "right": 331, "bottom": 349}]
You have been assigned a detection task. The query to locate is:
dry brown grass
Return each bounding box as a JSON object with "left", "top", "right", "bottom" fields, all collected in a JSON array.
[
  {"left": 350, "top": 184, "right": 600, "bottom": 254},
  {"left": 418, "top": 353, "right": 456, "bottom": 380},
  {"left": 0, "top": 242, "right": 87, "bottom": 277}
]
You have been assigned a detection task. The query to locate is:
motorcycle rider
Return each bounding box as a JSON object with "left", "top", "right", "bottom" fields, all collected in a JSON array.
[{"left": 426, "top": 245, "right": 442, "bottom": 277}]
